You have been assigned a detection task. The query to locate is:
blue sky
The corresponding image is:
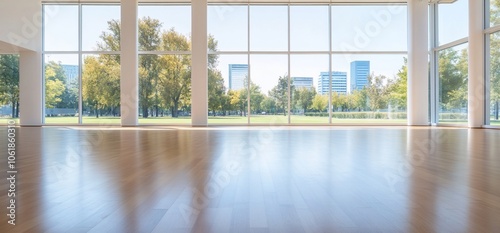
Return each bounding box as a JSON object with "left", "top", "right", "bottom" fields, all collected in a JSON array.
[{"left": 43, "top": 1, "right": 469, "bottom": 94}]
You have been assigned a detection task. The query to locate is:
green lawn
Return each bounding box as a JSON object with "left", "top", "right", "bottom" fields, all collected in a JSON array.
[{"left": 1, "top": 116, "right": 499, "bottom": 125}]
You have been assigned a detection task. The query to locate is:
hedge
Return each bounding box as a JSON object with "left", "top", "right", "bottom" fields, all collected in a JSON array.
[{"left": 304, "top": 112, "right": 408, "bottom": 119}]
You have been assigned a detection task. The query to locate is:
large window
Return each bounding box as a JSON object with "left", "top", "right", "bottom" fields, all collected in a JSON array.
[
  {"left": 437, "top": 43, "right": 469, "bottom": 124},
  {"left": 249, "top": 55, "right": 288, "bottom": 124},
  {"left": 138, "top": 5, "right": 191, "bottom": 124},
  {"left": 290, "top": 55, "right": 329, "bottom": 124},
  {"left": 431, "top": 0, "right": 469, "bottom": 125},
  {"left": 43, "top": 4, "right": 121, "bottom": 125},
  {"left": 332, "top": 5, "right": 408, "bottom": 124},
  {"left": 82, "top": 54, "right": 121, "bottom": 124},
  {"left": 42, "top": 3, "right": 409, "bottom": 126},
  {"left": 206, "top": 4, "right": 407, "bottom": 125},
  {"left": 487, "top": 1, "right": 500, "bottom": 126},
  {"left": 44, "top": 54, "right": 79, "bottom": 124},
  {"left": 0, "top": 55, "right": 19, "bottom": 125},
  {"left": 489, "top": 32, "right": 500, "bottom": 126},
  {"left": 332, "top": 54, "right": 408, "bottom": 124}
]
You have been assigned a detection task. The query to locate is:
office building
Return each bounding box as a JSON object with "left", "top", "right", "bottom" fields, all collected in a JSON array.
[
  {"left": 350, "top": 60, "right": 370, "bottom": 91},
  {"left": 61, "top": 64, "right": 79, "bottom": 86},
  {"left": 291, "top": 77, "right": 313, "bottom": 90},
  {"left": 228, "top": 64, "right": 248, "bottom": 90},
  {"left": 317, "top": 71, "right": 348, "bottom": 95}
]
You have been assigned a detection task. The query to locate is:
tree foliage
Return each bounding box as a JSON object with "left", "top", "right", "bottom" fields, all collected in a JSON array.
[
  {"left": 269, "top": 75, "right": 290, "bottom": 116},
  {"left": 293, "top": 87, "right": 316, "bottom": 113},
  {"left": 45, "top": 61, "right": 67, "bottom": 109},
  {"left": 0, "top": 55, "right": 20, "bottom": 118}
]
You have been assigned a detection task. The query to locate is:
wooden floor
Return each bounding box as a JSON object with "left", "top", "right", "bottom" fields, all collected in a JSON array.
[{"left": 1, "top": 126, "right": 500, "bottom": 233}]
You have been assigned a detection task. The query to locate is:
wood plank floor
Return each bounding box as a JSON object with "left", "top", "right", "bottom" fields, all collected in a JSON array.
[{"left": 1, "top": 126, "right": 500, "bottom": 233}]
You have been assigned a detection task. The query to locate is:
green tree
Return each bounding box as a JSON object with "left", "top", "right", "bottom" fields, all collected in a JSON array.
[
  {"left": 260, "top": 96, "right": 277, "bottom": 114},
  {"left": 349, "top": 89, "right": 368, "bottom": 111},
  {"left": 438, "top": 48, "right": 468, "bottom": 111},
  {"left": 229, "top": 89, "right": 246, "bottom": 116},
  {"left": 366, "top": 74, "right": 389, "bottom": 111},
  {"left": 207, "top": 35, "right": 227, "bottom": 117},
  {"left": 312, "top": 95, "right": 328, "bottom": 113},
  {"left": 294, "top": 87, "right": 316, "bottom": 114},
  {"left": 0, "top": 55, "right": 20, "bottom": 118},
  {"left": 82, "top": 55, "right": 120, "bottom": 117},
  {"left": 45, "top": 61, "right": 66, "bottom": 109},
  {"left": 138, "top": 17, "right": 162, "bottom": 118},
  {"left": 388, "top": 58, "right": 408, "bottom": 110},
  {"left": 491, "top": 31, "right": 500, "bottom": 120},
  {"left": 269, "top": 75, "right": 290, "bottom": 116},
  {"left": 331, "top": 92, "right": 347, "bottom": 112},
  {"left": 237, "top": 77, "right": 265, "bottom": 115}
]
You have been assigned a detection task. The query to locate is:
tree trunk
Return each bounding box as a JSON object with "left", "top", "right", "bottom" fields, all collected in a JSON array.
[
  {"left": 11, "top": 102, "right": 15, "bottom": 118},
  {"left": 142, "top": 107, "right": 148, "bottom": 118},
  {"left": 495, "top": 101, "right": 499, "bottom": 120},
  {"left": 96, "top": 104, "right": 99, "bottom": 118},
  {"left": 15, "top": 101, "right": 19, "bottom": 118},
  {"left": 172, "top": 101, "right": 179, "bottom": 118}
]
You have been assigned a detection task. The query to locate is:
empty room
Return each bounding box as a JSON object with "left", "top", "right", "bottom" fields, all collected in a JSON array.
[{"left": 0, "top": 0, "right": 499, "bottom": 232}]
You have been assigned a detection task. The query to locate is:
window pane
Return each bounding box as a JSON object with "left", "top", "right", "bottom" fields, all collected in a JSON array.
[
  {"left": 331, "top": 54, "right": 408, "bottom": 124},
  {"left": 44, "top": 54, "right": 79, "bottom": 124},
  {"left": 332, "top": 5, "right": 407, "bottom": 52},
  {"left": 489, "top": 32, "right": 500, "bottom": 126},
  {"left": 138, "top": 55, "right": 191, "bottom": 124},
  {"left": 490, "top": 0, "right": 500, "bottom": 27},
  {"left": 82, "top": 5, "right": 121, "bottom": 51},
  {"left": 290, "top": 55, "right": 329, "bottom": 124},
  {"left": 249, "top": 55, "right": 288, "bottom": 124},
  {"left": 208, "top": 55, "right": 248, "bottom": 124},
  {"left": 250, "top": 6, "right": 288, "bottom": 51},
  {"left": 208, "top": 5, "right": 247, "bottom": 51},
  {"left": 44, "top": 5, "right": 78, "bottom": 51},
  {"left": 290, "top": 5, "right": 329, "bottom": 51},
  {"left": 0, "top": 55, "right": 20, "bottom": 124},
  {"left": 438, "top": 0, "right": 468, "bottom": 45},
  {"left": 82, "top": 54, "right": 120, "bottom": 125},
  {"left": 138, "top": 5, "right": 191, "bottom": 51},
  {"left": 438, "top": 43, "right": 468, "bottom": 124}
]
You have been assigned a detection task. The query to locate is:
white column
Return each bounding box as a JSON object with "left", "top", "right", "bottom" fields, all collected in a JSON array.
[
  {"left": 407, "top": 0, "right": 429, "bottom": 126},
  {"left": 120, "top": 0, "right": 139, "bottom": 126},
  {"left": 19, "top": 51, "right": 43, "bottom": 126},
  {"left": 191, "top": 0, "right": 208, "bottom": 127},
  {"left": 468, "top": 0, "right": 485, "bottom": 128}
]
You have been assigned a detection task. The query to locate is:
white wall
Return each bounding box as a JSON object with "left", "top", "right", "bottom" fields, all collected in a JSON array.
[{"left": 0, "top": 0, "right": 42, "bottom": 53}]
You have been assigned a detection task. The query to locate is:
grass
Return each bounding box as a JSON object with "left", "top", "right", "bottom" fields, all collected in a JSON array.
[{"left": 1, "top": 116, "right": 499, "bottom": 125}]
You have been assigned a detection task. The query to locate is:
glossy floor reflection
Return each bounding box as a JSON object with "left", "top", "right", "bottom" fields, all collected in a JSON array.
[{"left": 0, "top": 126, "right": 499, "bottom": 232}]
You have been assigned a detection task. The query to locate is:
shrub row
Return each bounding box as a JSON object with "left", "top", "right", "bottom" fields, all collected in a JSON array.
[
  {"left": 304, "top": 112, "right": 408, "bottom": 119},
  {"left": 439, "top": 113, "right": 468, "bottom": 120}
]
